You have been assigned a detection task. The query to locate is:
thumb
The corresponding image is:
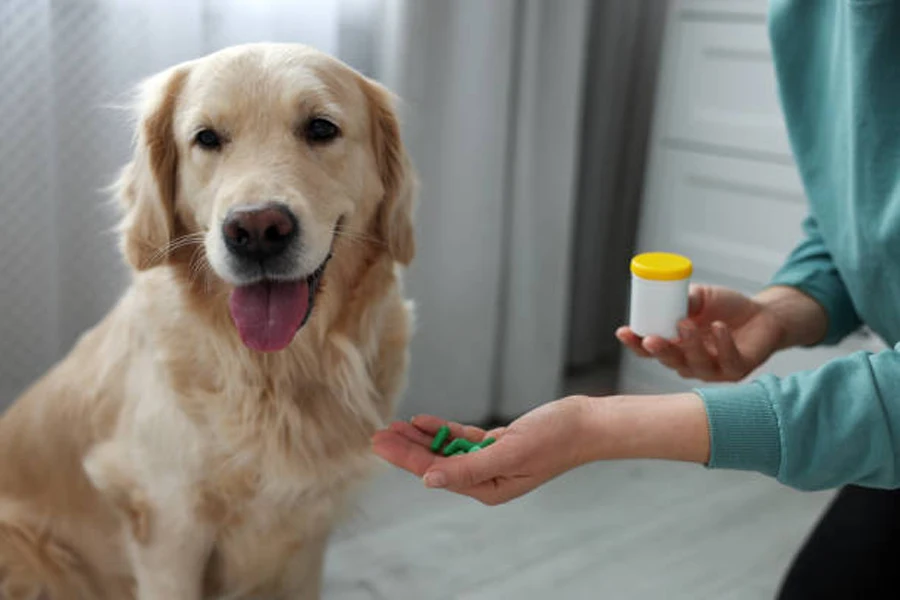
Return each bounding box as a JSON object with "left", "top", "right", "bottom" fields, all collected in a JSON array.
[{"left": 422, "top": 446, "right": 514, "bottom": 489}]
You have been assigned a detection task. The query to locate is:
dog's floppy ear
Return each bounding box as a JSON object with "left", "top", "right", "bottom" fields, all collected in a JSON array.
[
  {"left": 363, "top": 78, "right": 417, "bottom": 265},
  {"left": 116, "top": 66, "right": 189, "bottom": 271}
]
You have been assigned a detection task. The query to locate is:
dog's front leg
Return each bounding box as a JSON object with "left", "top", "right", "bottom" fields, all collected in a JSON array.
[
  {"left": 129, "top": 495, "right": 215, "bottom": 600},
  {"left": 85, "top": 441, "right": 215, "bottom": 600},
  {"left": 279, "top": 531, "right": 329, "bottom": 600}
]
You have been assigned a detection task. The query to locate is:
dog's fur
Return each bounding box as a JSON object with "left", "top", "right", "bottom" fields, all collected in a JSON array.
[{"left": 0, "top": 43, "right": 415, "bottom": 599}]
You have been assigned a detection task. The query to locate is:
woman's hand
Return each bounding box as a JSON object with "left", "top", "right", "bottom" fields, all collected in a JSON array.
[
  {"left": 616, "top": 284, "right": 826, "bottom": 382},
  {"left": 371, "top": 393, "right": 709, "bottom": 505},
  {"left": 371, "top": 397, "right": 592, "bottom": 505}
]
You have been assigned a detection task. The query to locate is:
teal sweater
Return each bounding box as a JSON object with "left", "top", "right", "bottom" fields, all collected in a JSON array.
[{"left": 697, "top": 0, "right": 900, "bottom": 490}]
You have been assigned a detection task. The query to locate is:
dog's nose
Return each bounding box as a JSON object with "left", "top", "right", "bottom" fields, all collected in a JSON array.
[{"left": 222, "top": 203, "right": 299, "bottom": 261}]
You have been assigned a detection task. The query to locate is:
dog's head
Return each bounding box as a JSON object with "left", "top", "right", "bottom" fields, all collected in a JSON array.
[{"left": 116, "top": 43, "right": 415, "bottom": 352}]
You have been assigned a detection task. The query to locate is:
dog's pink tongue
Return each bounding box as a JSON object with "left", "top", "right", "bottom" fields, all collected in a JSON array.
[{"left": 229, "top": 280, "right": 310, "bottom": 352}]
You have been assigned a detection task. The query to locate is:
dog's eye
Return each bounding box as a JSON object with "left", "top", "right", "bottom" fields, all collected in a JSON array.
[
  {"left": 195, "top": 128, "right": 222, "bottom": 150},
  {"left": 305, "top": 118, "right": 340, "bottom": 144}
]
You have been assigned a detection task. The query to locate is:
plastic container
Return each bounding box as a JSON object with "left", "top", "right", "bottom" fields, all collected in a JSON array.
[{"left": 628, "top": 252, "right": 692, "bottom": 339}]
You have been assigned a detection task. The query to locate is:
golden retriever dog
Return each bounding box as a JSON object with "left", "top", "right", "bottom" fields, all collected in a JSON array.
[{"left": 0, "top": 42, "right": 415, "bottom": 599}]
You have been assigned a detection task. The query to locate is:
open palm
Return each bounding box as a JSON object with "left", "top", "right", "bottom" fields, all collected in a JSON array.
[{"left": 371, "top": 398, "right": 589, "bottom": 505}]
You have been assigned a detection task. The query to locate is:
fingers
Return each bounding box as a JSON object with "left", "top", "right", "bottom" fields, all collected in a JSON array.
[
  {"left": 375, "top": 425, "right": 511, "bottom": 492},
  {"left": 422, "top": 442, "right": 513, "bottom": 490},
  {"left": 371, "top": 430, "right": 439, "bottom": 477},
  {"left": 618, "top": 303, "right": 741, "bottom": 381},
  {"left": 409, "top": 415, "right": 487, "bottom": 444},
  {"left": 405, "top": 414, "right": 446, "bottom": 434},
  {"left": 677, "top": 321, "right": 717, "bottom": 380},
  {"left": 641, "top": 336, "right": 687, "bottom": 372},
  {"left": 711, "top": 321, "right": 746, "bottom": 380},
  {"left": 388, "top": 420, "right": 437, "bottom": 446},
  {"left": 615, "top": 327, "right": 651, "bottom": 358},
  {"left": 376, "top": 421, "right": 528, "bottom": 505},
  {"left": 375, "top": 417, "right": 496, "bottom": 481}
]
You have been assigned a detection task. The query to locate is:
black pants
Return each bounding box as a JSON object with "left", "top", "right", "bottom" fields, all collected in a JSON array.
[{"left": 777, "top": 486, "right": 900, "bottom": 599}]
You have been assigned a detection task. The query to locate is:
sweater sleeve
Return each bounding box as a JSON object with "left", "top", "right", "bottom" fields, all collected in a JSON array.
[
  {"left": 696, "top": 346, "right": 900, "bottom": 491},
  {"left": 769, "top": 215, "right": 862, "bottom": 345}
]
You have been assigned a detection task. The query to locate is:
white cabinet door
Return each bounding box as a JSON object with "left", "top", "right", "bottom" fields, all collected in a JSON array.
[
  {"left": 638, "top": 150, "right": 807, "bottom": 285},
  {"left": 653, "top": 0, "right": 791, "bottom": 160}
]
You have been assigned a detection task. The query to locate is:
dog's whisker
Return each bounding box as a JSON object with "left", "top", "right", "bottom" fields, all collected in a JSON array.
[
  {"left": 151, "top": 236, "right": 204, "bottom": 262},
  {"left": 331, "top": 229, "right": 387, "bottom": 248},
  {"left": 164, "top": 240, "right": 203, "bottom": 257},
  {"left": 188, "top": 258, "right": 208, "bottom": 288},
  {"left": 147, "top": 233, "right": 206, "bottom": 267},
  {"left": 332, "top": 228, "right": 379, "bottom": 241},
  {"left": 329, "top": 236, "right": 366, "bottom": 249},
  {"left": 187, "top": 245, "right": 210, "bottom": 289}
]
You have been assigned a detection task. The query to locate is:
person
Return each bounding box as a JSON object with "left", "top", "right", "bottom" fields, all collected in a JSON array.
[{"left": 372, "top": 2, "right": 900, "bottom": 598}]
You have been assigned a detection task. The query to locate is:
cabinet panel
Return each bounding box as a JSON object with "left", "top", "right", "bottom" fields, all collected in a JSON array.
[
  {"left": 637, "top": 149, "right": 807, "bottom": 285},
  {"left": 656, "top": 4, "right": 791, "bottom": 159}
]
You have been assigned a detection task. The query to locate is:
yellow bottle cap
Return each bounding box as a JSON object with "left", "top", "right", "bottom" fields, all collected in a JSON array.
[{"left": 630, "top": 252, "right": 692, "bottom": 281}]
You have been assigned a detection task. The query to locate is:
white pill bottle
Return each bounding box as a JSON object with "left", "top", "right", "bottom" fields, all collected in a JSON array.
[{"left": 628, "top": 252, "right": 693, "bottom": 340}]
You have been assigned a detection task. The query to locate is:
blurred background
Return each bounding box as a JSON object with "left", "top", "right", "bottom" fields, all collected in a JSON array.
[{"left": 0, "top": 0, "right": 883, "bottom": 598}]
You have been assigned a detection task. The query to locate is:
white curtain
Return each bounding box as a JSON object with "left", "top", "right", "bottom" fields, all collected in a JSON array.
[
  {"left": 381, "top": 0, "right": 590, "bottom": 421},
  {"left": 0, "top": 0, "right": 590, "bottom": 423}
]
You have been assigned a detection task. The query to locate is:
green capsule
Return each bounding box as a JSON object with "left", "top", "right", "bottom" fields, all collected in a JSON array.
[
  {"left": 430, "top": 425, "right": 451, "bottom": 453},
  {"left": 441, "top": 438, "right": 464, "bottom": 456},
  {"left": 442, "top": 438, "right": 474, "bottom": 456},
  {"left": 479, "top": 437, "right": 496, "bottom": 448}
]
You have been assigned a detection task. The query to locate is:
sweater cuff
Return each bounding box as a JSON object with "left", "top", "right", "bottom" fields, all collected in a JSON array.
[
  {"left": 769, "top": 271, "right": 860, "bottom": 346},
  {"left": 695, "top": 382, "right": 782, "bottom": 478}
]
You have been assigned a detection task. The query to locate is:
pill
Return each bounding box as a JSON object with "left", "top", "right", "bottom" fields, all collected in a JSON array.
[
  {"left": 442, "top": 438, "right": 474, "bottom": 456},
  {"left": 430, "top": 425, "right": 451, "bottom": 453},
  {"left": 441, "top": 439, "right": 465, "bottom": 455}
]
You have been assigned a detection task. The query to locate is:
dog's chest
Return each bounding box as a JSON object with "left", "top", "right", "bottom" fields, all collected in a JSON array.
[
  {"left": 196, "top": 395, "right": 378, "bottom": 598},
  {"left": 202, "top": 458, "right": 370, "bottom": 599},
  {"left": 177, "top": 330, "right": 390, "bottom": 597}
]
